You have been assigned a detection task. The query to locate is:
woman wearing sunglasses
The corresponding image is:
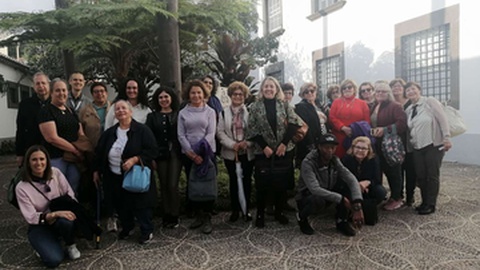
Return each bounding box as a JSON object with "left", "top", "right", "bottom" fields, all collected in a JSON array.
[{"left": 329, "top": 79, "right": 371, "bottom": 158}]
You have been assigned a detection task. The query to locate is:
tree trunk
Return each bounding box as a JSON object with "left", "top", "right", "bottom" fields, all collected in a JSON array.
[
  {"left": 55, "top": 0, "right": 75, "bottom": 78},
  {"left": 156, "top": 0, "right": 181, "bottom": 95}
]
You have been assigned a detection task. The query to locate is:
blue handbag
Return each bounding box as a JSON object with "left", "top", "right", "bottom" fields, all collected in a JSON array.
[{"left": 122, "top": 158, "right": 151, "bottom": 193}]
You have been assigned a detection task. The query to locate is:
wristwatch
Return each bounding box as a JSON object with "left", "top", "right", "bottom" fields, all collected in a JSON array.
[{"left": 352, "top": 203, "right": 362, "bottom": 212}]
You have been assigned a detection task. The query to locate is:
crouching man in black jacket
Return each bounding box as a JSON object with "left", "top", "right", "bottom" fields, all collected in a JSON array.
[{"left": 295, "top": 133, "right": 364, "bottom": 236}]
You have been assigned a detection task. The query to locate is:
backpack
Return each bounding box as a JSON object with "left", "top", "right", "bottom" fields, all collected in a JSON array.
[{"left": 7, "top": 168, "right": 23, "bottom": 209}]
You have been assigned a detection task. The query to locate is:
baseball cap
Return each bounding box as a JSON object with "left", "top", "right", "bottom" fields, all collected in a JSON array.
[{"left": 315, "top": 133, "right": 339, "bottom": 145}]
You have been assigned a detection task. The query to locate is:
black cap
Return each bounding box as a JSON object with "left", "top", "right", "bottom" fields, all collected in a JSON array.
[{"left": 315, "top": 133, "right": 339, "bottom": 145}]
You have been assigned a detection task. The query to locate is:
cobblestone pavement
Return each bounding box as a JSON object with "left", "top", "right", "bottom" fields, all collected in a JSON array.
[{"left": 1, "top": 156, "right": 480, "bottom": 269}]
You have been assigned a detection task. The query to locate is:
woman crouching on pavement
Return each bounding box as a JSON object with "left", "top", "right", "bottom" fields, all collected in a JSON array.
[{"left": 16, "top": 145, "right": 80, "bottom": 268}]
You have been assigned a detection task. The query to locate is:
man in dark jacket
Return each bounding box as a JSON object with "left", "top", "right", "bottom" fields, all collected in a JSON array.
[
  {"left": 15, "top": 72, "right": 51, "bottom": 167},
  {"left": 295, "top": 133, "right": 364, "bottom": 236}
]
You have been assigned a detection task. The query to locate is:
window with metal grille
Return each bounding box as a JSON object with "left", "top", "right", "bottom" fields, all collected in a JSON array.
[
  {"left": 401, "top": 24, "right": 451, "bottom": 103},
  {"left": 316, "top": 54, "right": 343, "bottom": 100},
  {"left": 266, "top": 0, "right": 282, "bottom": 33}
]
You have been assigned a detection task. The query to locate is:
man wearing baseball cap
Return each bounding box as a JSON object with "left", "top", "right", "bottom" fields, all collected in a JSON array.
[{"left": 295, "top": 133, "right": 364, "bottom": 236}]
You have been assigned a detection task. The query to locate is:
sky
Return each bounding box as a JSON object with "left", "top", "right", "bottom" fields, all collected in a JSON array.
[{"left": 0, "top": 0, "right": 54, "bottom": 13}]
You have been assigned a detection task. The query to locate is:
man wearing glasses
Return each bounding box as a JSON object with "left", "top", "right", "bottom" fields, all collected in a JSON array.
[{"left": 295, "top": 133, "right": 364, "bottom": 236}]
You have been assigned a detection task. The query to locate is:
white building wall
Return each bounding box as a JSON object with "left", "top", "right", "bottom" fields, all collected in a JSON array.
[
  {"left": 0, "top": 62, "right": 32, "bottom": 140},
  {"left": 258, "top": 0, "right": 480, "bottom": 164}
]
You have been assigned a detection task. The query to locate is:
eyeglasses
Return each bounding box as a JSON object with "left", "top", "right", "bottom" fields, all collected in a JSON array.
[
  {"left": 341, "top": 85, "right": 354, "bottom": 91},
  {"left": 303, "top": 89, "right": 315, "bottom": 94},
  {"left": 232, "top": 92, "right": 244, "bottom": 97},
  {"left": 360, "top": 88, "right": 372, "bottom": 93},
  {"left": 92, "top": 89, "right": 106, "bottom": 94},
  {"left": 353, "top": 146, "right": 368, "bottom": 151}
]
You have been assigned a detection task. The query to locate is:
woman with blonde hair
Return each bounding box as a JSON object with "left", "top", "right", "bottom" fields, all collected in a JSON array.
[
  {"left": 342, "top": 136, "right": 386, "bottom": 204},
  {"left": 247, "top": 76, "right": 303, "bottom": 228}
]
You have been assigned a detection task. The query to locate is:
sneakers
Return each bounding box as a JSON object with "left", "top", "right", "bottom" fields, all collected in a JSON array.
[
  {"left": 274, "top": 212, "right": 289, "bottom": 225},
  {"left": 255, "top": 213, "right": 265, "bottom": 228},
  {"left": 163, "top": 215, "right": 180, "bottom": 229},
  {"left": 229, "top": 211, "right": 240, "bottom": 222},
  {"left": 189, "top": 216, "right": 204, "bottom": 229},
  {"left": 107, "top": 217, "right": 118, "bottom": 232},
  {"left": 336, "top": 221, "right": 356, "bottom": 237},
  {"left": 118, "top": 230, "right": 134, "bottom": 240},
  {"left": 202, "top": 215, "right": 212, "bottom": 234},
  {"left": 67, "top": 244, "right": 81, "bottom": 260},
  {"left": 383, "top": 199, "right": 404, "bottom": 211},
  {"left": 296, "top": 213, "right": 314, "bottom": 235},
  {"left": 244, "top": 212, "right": 252, "bottom": 222},
  {"left": 139, "top": 233, "right": 153, "bottom": 244}
]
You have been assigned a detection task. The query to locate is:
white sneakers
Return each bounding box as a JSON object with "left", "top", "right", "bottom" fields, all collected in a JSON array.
[
  {"left": 67, "top": 244, "right": 81, "bottom": 260},
  {"left": 107, "top": 217, "right": 118, "bottom": 232}
]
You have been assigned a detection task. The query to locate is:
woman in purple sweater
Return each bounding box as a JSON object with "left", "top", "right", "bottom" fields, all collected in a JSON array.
[{"left": 178, "top": 80, "right": 217, "bottom": 234}]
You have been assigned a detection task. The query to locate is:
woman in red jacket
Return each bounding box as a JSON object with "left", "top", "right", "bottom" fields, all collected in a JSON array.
[{"left": 329, "top": 79, "right": 371, "bottom": 158}]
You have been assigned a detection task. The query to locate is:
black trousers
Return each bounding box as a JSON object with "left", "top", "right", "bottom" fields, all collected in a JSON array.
[
  {"left": 413, "top": 144, "right": 445, "bottom": 207},
  {"left": 254, "top": 151, "right": 294, "bottom": 216},
  {"left": 224, "top": 155, "right": 254, "bottom": 213},
  {"left": 296, "top": 181, "right": 351, "bottom": 221}
]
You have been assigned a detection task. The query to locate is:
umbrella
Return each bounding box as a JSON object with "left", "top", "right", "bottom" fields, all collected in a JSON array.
[{"left": 235, "top": 152, "right": 247, "bottom": 215}]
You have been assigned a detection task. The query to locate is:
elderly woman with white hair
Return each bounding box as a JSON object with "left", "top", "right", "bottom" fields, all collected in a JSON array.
[
  {"left": 370, "top": 80, "right": 407, "bottom": 211},
  {"left": 93, "top": 100, "right": 158, "bottom": 244}
]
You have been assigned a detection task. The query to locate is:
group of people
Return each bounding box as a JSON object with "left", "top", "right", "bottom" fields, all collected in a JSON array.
[{"left": 14, "top": 71, "right": 452, "bottom": 268}]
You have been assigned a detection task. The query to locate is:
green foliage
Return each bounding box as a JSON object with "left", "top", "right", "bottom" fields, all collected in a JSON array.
[
  {"left": 0, "top": 140, "right": 15, "bottom": 155},
  {"left": 0, "top": 0, "right": 282, "bottom": 91},
  {"left": 23, "top": 43, "right": 65, "bottom": 79}
]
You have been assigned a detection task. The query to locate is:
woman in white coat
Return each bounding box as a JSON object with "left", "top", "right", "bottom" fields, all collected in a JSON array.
[{"left": 217, "top": 81, "right": 254, "bottom": 222}]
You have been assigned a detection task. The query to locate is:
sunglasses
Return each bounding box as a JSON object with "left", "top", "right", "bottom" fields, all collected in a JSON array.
[
  {"left": 360, "top": 88, "right": 372, "bottom": 93},
  {"left": 341, "top": 85, "right": 354, "bottom": 91},
  {"left": 303, "top": 89, "right": 315, "bottom": 94}
]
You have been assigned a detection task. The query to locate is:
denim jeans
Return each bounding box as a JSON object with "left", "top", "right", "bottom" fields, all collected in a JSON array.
[
  {"left": 28, "top": 218, "right": 75, "bottom": 268},
  {"left": 51, "top": 158, "right": 81, "bottom": 193}
]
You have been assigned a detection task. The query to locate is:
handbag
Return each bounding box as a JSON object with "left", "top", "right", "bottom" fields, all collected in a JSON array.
[
  {"left": 443, "top": 104, "right": 467, "bottom": 137},
  {"left": 425, "top": 98, "right": 467, "bottom": 137},
  {"left": 381, "top": 125, "right": 405, "bottom": 167},
  {"left": 7, "top": 168, "right": 23, "bottom": 209},
  {"left": 255, "top": 154, "right": 293, "bottom": 189},
  {"left": 284, "top": 102, "right": 308, "bottom": 143},
  {"left": 29, "top": 182, "right": 103, "bottom": 239},
  {"left": 63, "top": 134, "right": 94, "bottom": 163},
  {"left": 122, "top": 158, "right": 151, "bottom": 193},
  {"left": 188, "top": 159, "right": 217, "bottom": 202}
]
